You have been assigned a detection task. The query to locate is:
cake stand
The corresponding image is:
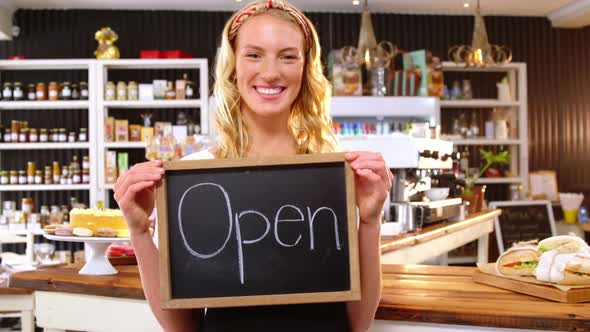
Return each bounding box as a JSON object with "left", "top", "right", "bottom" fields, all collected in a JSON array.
[{"left": 43, "top": 233, "right": 130, "bottom": 275}]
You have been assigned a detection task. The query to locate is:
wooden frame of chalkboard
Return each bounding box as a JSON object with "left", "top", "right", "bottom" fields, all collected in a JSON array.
[
  {"left": 156, "top": 153, "right": 360, "bottom": 309},
  {"left": 489, "top": 200, "right": 557, "bottom": 254}
]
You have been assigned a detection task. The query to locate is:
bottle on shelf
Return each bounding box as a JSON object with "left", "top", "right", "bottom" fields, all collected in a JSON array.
[
  {"left": 459, "top": 147, "right": 469, "bottom": 179},
  {"left": 469, "top": 112, "right": 480, "bottom": 138}
]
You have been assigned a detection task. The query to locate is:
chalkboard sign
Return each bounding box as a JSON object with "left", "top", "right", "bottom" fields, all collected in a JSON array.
[
  {"left": 490, "top": 200, "right": 557, "bottom": 254},
  {"left": 156, "top": 153, "right": 360, "bottom": 309}
]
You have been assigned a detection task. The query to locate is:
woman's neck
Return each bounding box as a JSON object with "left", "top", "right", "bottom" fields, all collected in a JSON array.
[{"left": 241, "top": 106, "right": 297, "bottom": 158}]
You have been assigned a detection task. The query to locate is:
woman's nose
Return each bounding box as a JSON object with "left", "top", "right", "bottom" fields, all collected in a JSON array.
[{"left": 259, "top": 59, "right": 281, "bottom": 82}]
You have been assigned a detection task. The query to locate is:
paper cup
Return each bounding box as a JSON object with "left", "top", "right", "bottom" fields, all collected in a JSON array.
[{"left": 564, "top": 209, "right": 578, "bottom": 224}]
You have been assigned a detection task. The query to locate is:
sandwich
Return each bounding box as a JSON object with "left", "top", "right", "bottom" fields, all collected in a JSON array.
[
  {"left": 536, "top": 250, "right": 590, "bottom": 285},
  {"left": 537, "top": 235, "right": 590, "bottom": 254},
  {"left": 496, "top": 244, "right": 539, "bottom": 276}
]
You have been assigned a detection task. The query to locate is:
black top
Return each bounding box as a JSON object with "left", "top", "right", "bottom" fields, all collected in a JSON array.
[{"left": 200, "top": 302, "right": 349, "bottom": 332}]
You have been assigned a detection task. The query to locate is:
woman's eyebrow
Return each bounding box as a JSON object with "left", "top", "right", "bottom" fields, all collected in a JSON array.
[{"left": 242, "top": 45, "right": 300, "bottom": 53}]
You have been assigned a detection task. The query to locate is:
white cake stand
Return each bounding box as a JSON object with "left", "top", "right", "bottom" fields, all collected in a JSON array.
[{"left": 43, "top": 233, "right": 130, "bottom": 275}]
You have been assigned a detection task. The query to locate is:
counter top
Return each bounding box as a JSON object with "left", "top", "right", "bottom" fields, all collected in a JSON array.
[
  {"left": 378, "top": 264, "right": 590, "bottom": 331},
  {"left": 380, "top": 209, "right": 501, "bottom": 254}
]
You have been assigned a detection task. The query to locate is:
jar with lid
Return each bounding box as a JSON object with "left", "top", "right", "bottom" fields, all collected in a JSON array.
[
  {"left": 4, "top": 129, "right": 11, "bottom": 143},
  {"left": 29, "top": 128, "right": 38, "bottom": 142},
  {"left": 13, "top": 82, "right": 24, "bottom": 101},
  {"left": 50, "top": 128, "right": 58, "bottom": 142},
  {"left": 40, "top": 205, "right": 50, "bottom": 225},
  {"left": 165, "top": 81, "right": 176, "bottom": 100},
  {"left": 68, "top": 131, "right": 76, "bottom": 143},
  {"left": 48, "top": 82, "right": 59, "bottom": 101},
  {"left": 78, "top": 128, "right": 87, "bottom": 142},
  {"left": 27, "top": 84, "right": 36, "bottom": 101},
  {"left": 18, "top": 128, "right": 28, "bottom": 143},
  {"left": 82, "top": 169, "right": 90, "bottom": 184},
  {"left": 185, "top": 75, "right": 195, "bottom": 99},
  {"left": 105, "top": 81, "right": 116, "bottom": 101},
  {"left": 72, "top": 170, "right": 81, "bottom": 184},
  {"left": 80, "top": 82, "right": 89, "bottom": 100},
  {"left": 34, "top": 170, "right": 43, "bottom": 184},
  {"left": 44, "top": 166, "right": 52, "bottom": 184},
  {"left": 61, "top": 205, "right": 70, "bottom": 223},
  {"left": 36, "top": 82, "right": 47, "bottom": 101},
  {"left": 127, "top": 81, "right": 138, "bottom": 100},
  {"left": 0, "top": 171, "right": 8, "bottom": 184},
  {"left": 10, "top": 121, "right": 19, "bottom": 142},
  {"left": 9, "top": 170, "right": 18, "bottom": 184},
  {"left": 52, "top": 161, "right": 60, "bottom": 184},
  {"left": 116, "top": 81, "right": 127, "bottom": 101},
  {"left": 27, "top": 162, "right": 36, "bottom": 184},
  {"left": 58, "top": 128, "right": 67, "bottom": 142},
  {"left": 70, "top": 155, "right": 80, "bottom": 172},
  {"left": 60, "top": 166, "right": 69, "bottom": 185},
  {"left": 18, "top": 170, "right": 27, "bottom": 184},
  {"left": 71, "top": 83, "right": 80, "bottom": 100},
  {"left": 39, "top": 128, "right": 48, "bottom": 142},
  {"left": 22, "top": 198, "right": 34, "bottom": 214},
  {"left": 82, "top": 156, "right": 90, "bottom": 170},
  {"left": 2, "top": 82, "right": 13, "bottom": 101},
  {"left": 60, "top": 82, "right": 72, "bottom": 100}
]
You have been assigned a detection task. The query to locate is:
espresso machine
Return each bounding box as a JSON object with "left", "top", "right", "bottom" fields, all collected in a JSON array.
[{"left": 340, "top": 134, "right": 463, "bottom": 233}]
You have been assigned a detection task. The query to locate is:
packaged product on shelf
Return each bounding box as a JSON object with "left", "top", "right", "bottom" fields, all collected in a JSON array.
[
  {"left": 329, "top": 49, "right": 362, "bottom": 96},
  {"left": 153, "top": 80, "right": 167, "bottom": 99},
  {"left": 58, "top": 128, "right": 67, "bottom": 142},
  {"left": 175, "top": 78, "right": 186, "bottom": 99},
  {"left": 70, "top": 155, "right": 81, "bottom": 172},
  {"left": 141, "top": 126, "right": 154, "bottom": 143},
  {"left": 185, "top": 76, "right": 195, "bottom": 99},
  {"left": 44, "top": 166, "right": 52, "bottom": 184},
  {"left": 18, "top": 170, "right": 27, "bottom": 184},
  {"left": 80, "top": 81, "right": 89, "bottom": 100},
  {"left": 36, "top": 82, "right": 47, "bottom": 101},
  {"left": 104, "top": 81, "right": 116, "bottom": 101},
  {"left": 60, "top": 166, "right": 70, "bottom": 185},
  {"left": 48, "top": 82, "right": 59, "bottom": 101},
  {"left": 71, "top": 83, "right": 80, "bottom": 100},
  {"left": 0, "top": 171, "right": 8, "bottom": 184},
  {"left": 27, "top": 162, "right": 36, "bottom": 184},
  {"left": 2, "top": 82, "right": 13, "bottom": 101},
  {"left": 60, "top": 82, "right": 72, "bottom": 100},
  {"left": 68, "top": 131, "right": 76, "bottom": 142},
  {"left": 139, "top": 84, "right": 154, "bottom": 100},
  {"left": 72, "top": 170, "right": 81, "bottom": 184},
  {"left": 165, "top": 81, "right": 176, "bottom": 100},
  {"left": 18, "top": 128, "right": 28, "bottom": 142},
  {"left": 49, "top": 128, "right": 58, "bottom": 142},
  {"left": 82, "top": 169, "right": 90, "bottom": 184},
  {"left": 78, "top": 128, "right": 88, "bottom": 141},
  {"left": 105, "top": 151, "right": 117, "bottom": 184},
  {"left": 129, "top": 124, "right": 141, "bottom": 141},
  {"left": 116, "top": 81, "right": 127, "bottom": 101},
  {"left": 115, "top": 119, "right": 129, "bottom": 142},
  {"left": 39, "top": 128, "right": 48, "bottom": 142},
  {"left": 9, "top": 170, "right": 17, "bottom": 184},
  {"left": 154, "top": 121, "right": 172, "bottom": 137},
  {"left": 117, "top": 152, "right": 129, "bottom": 178},
  {"left": 13, "top": 82, "right": 24, "bottom": 101},
  {"left": 127, "top": 81, "right": 138, "bottom": 100},
  {"left": 27, "top": 84, "right": 36, "bottom": 101},
  {"left": 82, "top": 156, "right": 90, "bottom": 170},
  {"left": 29, "top": 128, "right": 38, "bottom": 142},
  {"left": 34, "top": 170, "right": 42, "bottom": 184},
  {"left": 9, "top": 211, "right": 26, "bottom": 231},
  {"left": 3, "top": 129, "right": 10, "bottom": 143},
  {"left": 52, "top": 161, "right": 61, "bottom": 184},
  {"left": 104, "top": 117, "right": 115, "bottom": 142}
]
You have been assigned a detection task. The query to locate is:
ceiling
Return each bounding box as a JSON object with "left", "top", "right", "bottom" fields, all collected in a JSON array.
[{"left": 1, "top": 0, "right": 575, "bottom": 16}]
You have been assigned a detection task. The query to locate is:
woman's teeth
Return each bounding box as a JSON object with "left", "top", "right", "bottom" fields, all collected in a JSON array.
[{"left": 256, "top": 87, "right": 283, "bottom": 95}]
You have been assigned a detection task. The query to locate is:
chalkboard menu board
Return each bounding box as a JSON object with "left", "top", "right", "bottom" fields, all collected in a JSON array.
[
  {"left": 156, "top": 153, "right": 360, "bottom": 309},
  {"left": 490, "top": 200, "right": 557, "bottom": 253}
]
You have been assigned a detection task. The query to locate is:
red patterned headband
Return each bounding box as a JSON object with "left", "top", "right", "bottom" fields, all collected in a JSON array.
[{"left": 228, "top": 0, "right": 311, "bottom": 44}]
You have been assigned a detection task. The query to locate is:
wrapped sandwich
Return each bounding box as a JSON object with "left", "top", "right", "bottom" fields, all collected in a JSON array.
[
  {"left": 496, "top": 244, "right": 539, "bottom": 276},
  {"left": 535, "top": 251, "right": 590, "bottom": 285},
  {"left": 537, "top": 235, "right": 590, "bottom": 254}
]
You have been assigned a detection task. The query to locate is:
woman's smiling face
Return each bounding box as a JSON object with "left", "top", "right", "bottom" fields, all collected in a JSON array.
[{"left": 234, "top": 13, "right": 305, "bottom": 119}]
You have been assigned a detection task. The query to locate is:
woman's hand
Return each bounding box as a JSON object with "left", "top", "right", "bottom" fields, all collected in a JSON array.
[
  {"left": 113, "top": 160, "right": 165, "bottom": 236},
  {"left": 345, "top": 151, "right": 392, "bottom": 224}
]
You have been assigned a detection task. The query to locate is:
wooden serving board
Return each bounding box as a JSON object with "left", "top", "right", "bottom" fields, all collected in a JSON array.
[{"left": 473, "top": 270, "right": 590, "bottom": 303}]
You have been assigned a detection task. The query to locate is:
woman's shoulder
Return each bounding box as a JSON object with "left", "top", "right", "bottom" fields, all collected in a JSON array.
[{"left": 181, "top": 148, "right": 215, "bottom": 160}]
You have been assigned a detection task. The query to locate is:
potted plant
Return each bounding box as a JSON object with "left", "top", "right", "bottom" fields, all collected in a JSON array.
[{"left": 462, "top": 149, "right": 511, "bottom": 212}]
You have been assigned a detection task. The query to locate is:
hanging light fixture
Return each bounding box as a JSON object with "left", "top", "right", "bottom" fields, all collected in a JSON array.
[
  {"left": 448, "top": 0, "right": 512, "bottom": 67},
  {"left": 340, "top": 0, "right": 396, "bottom": 70}
]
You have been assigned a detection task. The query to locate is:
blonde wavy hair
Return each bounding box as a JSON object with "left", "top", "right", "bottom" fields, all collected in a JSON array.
[{"left": 213, "top": 0, "right": 338, "bottom": 159}]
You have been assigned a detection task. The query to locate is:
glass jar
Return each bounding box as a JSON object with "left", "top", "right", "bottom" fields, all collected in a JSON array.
[
  {"left": 82, "top": 156, "right": 90, "bottom": 170},
  {"left": 127, "top": 81, "right": 138, "bottom": 100},
  {"left": 29, "top": 128, "right": 38, "bottom": 142},
  {"left": 52, "top": 161, "right": 60, "bottom": 184},
  {"left": 18, "top": 128, "right": 28, "bottom": 143},
  {"left": 105, "top": 81, "right": 116, "bottom": 101},
  {"left": 39, "top": 128, "right": 48, "bottom": 142},
  {"left": 9, "top": 170, "right": 18, "bottom": 184},
  {"left": 71, "top": 83, "right": 80, "bottom": 100},
  {"left": 44, "top": 166, "right": 52, "bottom": 185},
  {"left": 78, "top": 128, "right": 87, "bottom": 142},
  {"left": 0, "top": 171, "right": 8, "bottom": 185},
  {"left": 165, "top": 81, "right": 176, "bottom": 100},
  {"left": 50, "top": 128, "right": 58, "bottom": 142},
  {"left": 185, "top": 79, "right": 195, "bottom": 99},
  {"left": 60, "top": 82, "right": 72, "bottom": 100},
  {"left": 48, "top": 82, "right": 59, "bottom": 101},
  {"left": 116, "top": 81, "right": 127, "bottom": 101},
  {"left": 68, "top": 131, "right": 76, "bottom": 143},
  {"left": 27, "top": 161, "right": 36, "bottom": 184},
  {"left": 22, "top": 198, "right": 34, "bottom": 214},
  {"left": 61, "top": 166, "right": 69, "bottom": 185},
  {"left": 36, "top": 82, "right": 47, "bottom": 101},
  {"left": 462, "top": 80, "right": 473, "bottom": 100},
  {"left": 72, "top": 170, "right": 81, "bottom": 184},
  {"left": 34, "top": 170, "right": 43, "bottom": 184},
  {"left": 58, "top": 128, "right": 67, "bottom": 142},
  {"left": 80, "top": 81, "right": 89, "bottom": 100},
  {"left": 27, "top": 84, "right": 36, "bottom": 101},
  {"left": 2, "top": 82, "right": 13, "bottom": 101},
  {"left": 10, "top": 121, "right": 19, "bottom": 142},
  {"left": 82, "top": 169, "right": 90, "bottom": 184},
  {"left": 13, "top": 82, "right": 24, "bottom": 101},
  {"left": 18, "top": 170, "right": 27, "bottom": 184},
  {"left": 3, "top": 129, "right": 11, "bottom": 143}
]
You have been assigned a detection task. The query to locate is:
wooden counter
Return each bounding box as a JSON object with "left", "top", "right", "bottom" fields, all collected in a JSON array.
[
  {"left": 377, "top": 264, "right": 590, "bottom": 331},
  {"left": 0, "top": 286, "right": 34, "bottom": 332}
]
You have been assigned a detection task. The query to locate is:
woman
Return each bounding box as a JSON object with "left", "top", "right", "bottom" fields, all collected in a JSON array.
[{"left": 114, "top": 1, "right": 391, "bottom": 331}]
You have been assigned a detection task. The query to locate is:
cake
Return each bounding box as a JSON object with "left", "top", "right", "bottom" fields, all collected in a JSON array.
[{"left": 69, "top": 208, "right": 128, "bottom": 238}]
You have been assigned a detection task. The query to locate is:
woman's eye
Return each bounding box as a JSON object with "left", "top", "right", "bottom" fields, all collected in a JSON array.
[
  {"left": 281, "top": 55, "right": 297, "bottom": 60},
  {"left": 247, "top": 53, "right": 260, "bottom": 59}
]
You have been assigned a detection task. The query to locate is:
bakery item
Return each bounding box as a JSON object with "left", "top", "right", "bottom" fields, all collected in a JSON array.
[
  {"left": 43, "top": 224, "right": 62, "bottom": 235},
  {"left": 70, "top": 208, "right": 128, "bottom": 238},
  {"left": 96, "top": 227, "right": 117, "bottom": 238},
  {"left": 73, "top": 227, "right": 93, "bottom": 237},
  {"left": 54, "top": 226, "right": 74, "bottom": 236},
  {"left": 536, "top": 250, "right": 590, "bottom": 285},
  {"left": 538, "top": 235, "right": 590, "bottom": 254},
  {"left": 496, "top": 244, "right": 539, "bottom": 276}
]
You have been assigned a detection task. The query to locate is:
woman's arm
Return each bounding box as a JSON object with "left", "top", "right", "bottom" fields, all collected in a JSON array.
[
  {"left": 114, "top": 160, "right": 202, "bottom": 332},
  {"left": 344, "top": 151, "right": 391, "bottom": 332}
]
